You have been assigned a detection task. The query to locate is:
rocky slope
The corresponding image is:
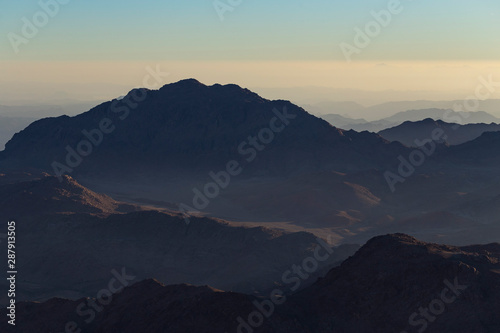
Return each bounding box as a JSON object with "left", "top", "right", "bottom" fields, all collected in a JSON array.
[{"left": 0, "top": 174, "right": 358, "bottom": 305}]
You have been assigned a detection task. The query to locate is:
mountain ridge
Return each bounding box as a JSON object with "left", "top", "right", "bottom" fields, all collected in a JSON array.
[
  {"left": 0, "top": 79, "right": 408, "bottom": 177},
  {"left": 378, "top": 118, "right": 500, "bottom": 146}
]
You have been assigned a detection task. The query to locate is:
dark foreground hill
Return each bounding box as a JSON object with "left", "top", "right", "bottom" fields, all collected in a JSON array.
[{"left": 2, "top": 234, "right": 499, "bottom": 333}]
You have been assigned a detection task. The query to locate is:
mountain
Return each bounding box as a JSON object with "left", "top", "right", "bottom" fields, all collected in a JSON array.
[
  {"left": 306, "top": 100, "right": 500, "bottom": 121},
  {"left": 318, "top": 113, "right": 394, "bottom": 133},
  {"left": 321, "top": 109, "right": 500, "bottom": 133},
  {"left": 439, "top": 130, "right": 500, "bottom": 165},
  {"left": 0, "top": 173, "right": 358, "bottom": 304},
  {"left": 0, "top": 79, "right": 407, "bottom": 177},
  {"left": 383, "top": 108, "right": 500, "bottom": 125},
  {"left": 360, "top": 101, "right": 500, "bottom": 120},
  {"left": 2, "top": 80, "right": 500, "bottom": 246},
  {"left": 0, "top": 280, "right": 302, "bottom": 333},
  {"left": 341, "top": 119, "right": 395, "bottom": 132},
  {"left": 4, "top": 234, "right": 499, "bottom": 333},
  {"left": 293, "top": 233, "right": 500, "bottom": 332},
  {"left": 0, "top": 79, "right": 414, "bottom": 232},
  {"left": 378, "top": 118, "right": 500, "bottom": 146},
  {"left": 319, "top": 113, "right": 367, "bottom": 128},
  {"left": 0, "top": 116, "right": 36, "bottom": 150}
]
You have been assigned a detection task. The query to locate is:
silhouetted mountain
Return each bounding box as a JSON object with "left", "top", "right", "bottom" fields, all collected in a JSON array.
[
  {"left": 359, "top": 101, "right": 500, "bottom": 120},
  {"left": 384, "top": 108, "right": 499, "bottom": 124},
  {"left": 1, "top": 280, "right": 303, "bottom": 333},
  {"left": 0, "top": 79, "right": 407, "bottom": 177},
  {"left": 4, "top": 234, "right": 499, "bottom": 332},
  {"left": 2, "top": 80, "right": 500, "bottom": 246},
  {"left": 321, "top": 109, "right": 500, "bottom": 133},
  {"left": 378, "top": 118, "right": 500, "bottom": 146},
  {"left": 0, "top": 115, "right": 35, "bottom": 150},
  {"left": 319, "top": 113, "right": 367, "bottom": 128},
  {"left": 344, "top": 119, "right": 395, "bottom": 132}
]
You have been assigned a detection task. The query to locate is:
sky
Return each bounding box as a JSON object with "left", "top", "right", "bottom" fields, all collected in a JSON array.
[{"left": 1, "top": 0, "right": 500, "bottom": 104}]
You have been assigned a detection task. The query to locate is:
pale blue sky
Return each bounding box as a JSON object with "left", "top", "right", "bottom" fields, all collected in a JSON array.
[
  {"left": 1, "top": 0, "right": 499, "bottom": 61},
  {"left": 1, "top": 0, "right": 500, "bottom": 104}
]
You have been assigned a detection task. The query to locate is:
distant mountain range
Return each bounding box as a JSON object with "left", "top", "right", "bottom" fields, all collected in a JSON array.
[
  {"left": 321, "top": 108, "right": 500, "bottom": 133},
  {"left": 384, "top": 109, "right": 499, "bottom": 124},
  {"left": 378, "top": 118, "right": 500, "bottom": 146},
  {"left": 4, "top": 233, "right": 499, "bottom": 333},
  {"left": 2, "top": 80, "right": 500, "bottom": 246},
  {"left": 308, "top": 99, "right": 500, "bottom": 120}
]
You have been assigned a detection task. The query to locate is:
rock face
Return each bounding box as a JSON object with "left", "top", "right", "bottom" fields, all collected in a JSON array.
[
  {"left": 3, "top": 234, "right": 499, "bottom": 333},
  {"left": 378, "top": 118, "right": 500, "bottom": 146},
  {"left": 0, "top": 79, "right": 406, "bottom": 177},
  {"left": 382, "top": 109, "right": 500, "bottom": 125}
]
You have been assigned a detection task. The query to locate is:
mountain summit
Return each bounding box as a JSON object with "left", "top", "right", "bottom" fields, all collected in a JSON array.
[{"left": 0, "top": 79, "right": 406, "bottom": 178}]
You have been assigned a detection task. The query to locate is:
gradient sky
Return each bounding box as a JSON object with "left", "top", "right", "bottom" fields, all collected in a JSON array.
[{"left": 1, "top": 0, "right": 500, "bottom": 103}]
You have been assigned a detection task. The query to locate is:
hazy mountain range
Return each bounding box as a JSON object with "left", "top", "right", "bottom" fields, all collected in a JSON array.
[
  {"left": 309, "top": 100, "right": 500, "bottom": 120},
  {"left": 379, "top": 118, "right": 500, "bottom": 146},
  {"left": 321, "top": 108, "right": 500, "bottom": 133},
  {"left": 2, "top": 79, "right": 500, "bottom": 332},
  {"left": 2, "top": 80, "right": 500, "bottom": 247}
]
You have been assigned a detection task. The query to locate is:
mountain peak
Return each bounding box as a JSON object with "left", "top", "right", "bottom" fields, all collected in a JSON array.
[
  {"left": 0, "top": 79, "right": 408, "bottom": 182},
  {"left": 171, "top": 78, "right": 205, "bottom": 86},
  {"left": 157, "top": 79, "right": 262, "bottom": 102},
  {"left": 364, "top": 233, "right": 422, "bottom": 248}
]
